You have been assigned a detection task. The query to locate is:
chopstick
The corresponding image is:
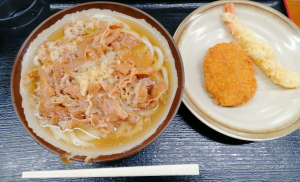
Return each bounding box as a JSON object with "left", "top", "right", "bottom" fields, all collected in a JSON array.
[{"left": 22, "top": 164, "right": 199, "bottom": 178}]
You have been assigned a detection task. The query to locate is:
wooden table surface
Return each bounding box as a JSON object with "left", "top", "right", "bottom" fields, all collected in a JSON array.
[{"left": 1, "top": 0, "right": 299, "bottom": 181}]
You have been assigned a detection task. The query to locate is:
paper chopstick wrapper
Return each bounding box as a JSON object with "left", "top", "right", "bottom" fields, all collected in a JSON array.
[{"left": 22, "top": 164, "right": 199, "bottom": 178}]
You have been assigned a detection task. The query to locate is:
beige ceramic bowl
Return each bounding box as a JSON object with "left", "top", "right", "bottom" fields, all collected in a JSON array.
[{"left": 11, "top": 2, "right": 184, "bottom": 163}]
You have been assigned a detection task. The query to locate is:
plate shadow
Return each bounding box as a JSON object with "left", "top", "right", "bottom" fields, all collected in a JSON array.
[{"left": 178, "top": 103, "right": 252, "bottom": 145}]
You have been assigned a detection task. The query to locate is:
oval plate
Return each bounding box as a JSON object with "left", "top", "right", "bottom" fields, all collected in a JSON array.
[{"left": 174, "top": 0, "right": 300, "bottom": 141}]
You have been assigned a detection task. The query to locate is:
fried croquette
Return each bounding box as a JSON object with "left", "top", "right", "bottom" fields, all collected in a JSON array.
[{"left": 203, "top": 42, "right": 257, "bottom": 106}]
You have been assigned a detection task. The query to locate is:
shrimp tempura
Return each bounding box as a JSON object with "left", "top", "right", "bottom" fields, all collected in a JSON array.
[{"left": 221, "top": 2, "right": 300, "bottom": 88}]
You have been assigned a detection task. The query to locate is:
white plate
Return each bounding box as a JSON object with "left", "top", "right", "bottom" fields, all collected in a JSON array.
[{"left": 174, "top": 0, "right": 300, "bottom": 141}]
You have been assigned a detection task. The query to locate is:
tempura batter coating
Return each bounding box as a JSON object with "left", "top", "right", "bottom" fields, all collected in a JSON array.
[
  {"left": 203, "top": 42, "right": 257, "bottom": 106},
  {"left": 222, "top": 2, "right": 300, "bottom": 88}
]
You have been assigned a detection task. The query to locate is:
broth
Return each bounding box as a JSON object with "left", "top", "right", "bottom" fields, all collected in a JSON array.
[{"left": 21, "top": 12, "right": 177, "bottom": 159}]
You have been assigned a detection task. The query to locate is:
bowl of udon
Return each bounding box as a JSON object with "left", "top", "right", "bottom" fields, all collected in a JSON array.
[{"left": 11, "top": 2, "right": 184, "bottom": 164}]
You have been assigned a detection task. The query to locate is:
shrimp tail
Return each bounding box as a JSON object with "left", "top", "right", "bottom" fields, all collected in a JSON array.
[
  {"left": 224, "top": 2, "right": 235, "bottom": 33},
  {"left": 224, "top": 2, "right": 235, "bottom": 15}
]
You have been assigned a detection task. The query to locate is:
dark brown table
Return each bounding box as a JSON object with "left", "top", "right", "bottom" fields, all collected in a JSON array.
[{"left": 1, "top": 0, "right": 299, "bottom": 181}]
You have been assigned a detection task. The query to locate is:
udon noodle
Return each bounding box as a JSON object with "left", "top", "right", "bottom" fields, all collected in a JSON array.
[{"left": 20, "top": 10, "right": 177, "bottom": 163}]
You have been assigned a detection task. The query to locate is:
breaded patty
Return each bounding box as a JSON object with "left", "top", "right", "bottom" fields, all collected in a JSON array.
[{"left": 203, "top": 42, "right": 257, "bottom": 106}]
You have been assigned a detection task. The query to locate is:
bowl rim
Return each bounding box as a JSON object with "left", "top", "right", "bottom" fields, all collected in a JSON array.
[{"left": 11, "top": 1, "right": 184, "bottom": 163}]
